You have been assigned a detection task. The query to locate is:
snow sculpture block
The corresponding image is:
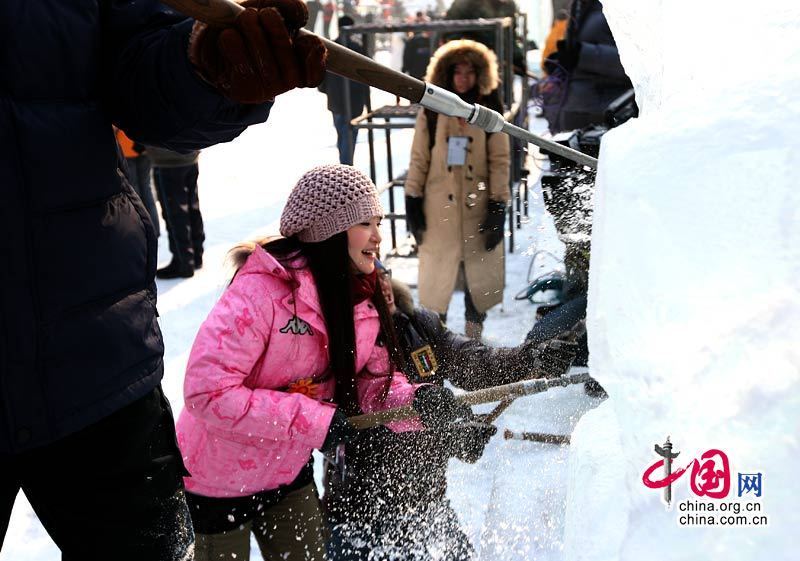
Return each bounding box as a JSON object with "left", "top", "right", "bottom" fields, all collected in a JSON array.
[{"left": 564, "top": 2, "right": 800, "bottom": 560}]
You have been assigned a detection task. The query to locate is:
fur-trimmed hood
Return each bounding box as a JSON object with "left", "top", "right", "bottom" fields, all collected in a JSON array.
[
  {"left": 391, "top": 278, "right": 416, "bottom": 316},
  {"left": 424, "top": 39, "right": 500, "bottom": 96}
]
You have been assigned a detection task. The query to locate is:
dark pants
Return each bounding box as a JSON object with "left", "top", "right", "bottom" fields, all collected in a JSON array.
[
  {"left": 327, "top": 499, "right": 474, "bottom": 561},
  {"left": 463, "top": 286, "right": 486, "bottom": 324},
  {"left": 125, "top": 155, "right": 160, "bottom": 237},
  {"left": 332, "top": 113, "right": 359, "bottom": 165},
  {"left": 187, "top": 463, "right": 326, "bottom": 561},
  {"left": 154, "top": 164, "right": 205, "bottom": 268},
  {"left": 0, "top": 387, "right": 193, "bottom": 561},
  {"left": 305, "top": 1, "right": 321, "bottom": 32}
]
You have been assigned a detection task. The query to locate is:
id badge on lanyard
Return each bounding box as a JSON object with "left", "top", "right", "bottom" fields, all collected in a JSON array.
[{"left": 447, "top": 136, "right": 469, "bottom": 166}]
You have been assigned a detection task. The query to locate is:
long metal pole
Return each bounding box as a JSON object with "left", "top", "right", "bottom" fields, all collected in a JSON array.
[
  {"left": 501, "top": 121, "right": 597, "bottom": 168},
  {"left": 161, "top": 0, "right": 599, "bottom": 170}
]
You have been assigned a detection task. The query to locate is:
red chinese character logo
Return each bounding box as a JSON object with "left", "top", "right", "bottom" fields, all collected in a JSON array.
[
  {"left": 689, "top": 449, "right": 730, "bottom": 498},
  {"left": 643, "top": 446, "right": 731, "bottom": 500},
  {"left": 642, "top": 458, "right": 687, "bottom": 489}
]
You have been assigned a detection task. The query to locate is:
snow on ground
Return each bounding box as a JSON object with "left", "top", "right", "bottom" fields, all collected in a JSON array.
[{"left": 2, "top": 56, "right": 599, "bottom": 560}]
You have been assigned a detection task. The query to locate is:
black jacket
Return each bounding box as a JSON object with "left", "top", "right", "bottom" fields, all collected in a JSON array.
[
  {"left": 402, "top": 34, "right": 432, "bottom": 80},
  {"left": 318, "top": 36, "right": 369, "bottom": 117},
  {"left": 324, "top": 282, "right": 537, "bottom": 521},
  {"left": 0, "top": 0, "right": 270, "bottom": 453},
  {"left": 444, "top": 0, "right": 524, "bottom": 70},
  {"left": 549, "top": 0, "right": 632, "bottom": 132}
]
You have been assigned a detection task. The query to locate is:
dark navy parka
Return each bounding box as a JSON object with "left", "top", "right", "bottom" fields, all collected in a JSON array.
[
  {"left": 551, "top": 0, "right": 632, "bottom": 131},
  {"left": 0, "top": 0, "right": 270, "bottom": 453}
]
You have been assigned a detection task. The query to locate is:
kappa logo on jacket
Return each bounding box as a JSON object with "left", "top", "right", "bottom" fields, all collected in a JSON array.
[{"left": 279, "top": 316, "right": 314, "bottom": 336}]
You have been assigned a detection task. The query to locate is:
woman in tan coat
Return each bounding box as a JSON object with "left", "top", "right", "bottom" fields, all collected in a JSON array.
[{"left": 405, "top": 39, "right": 511, "bottom": 339}]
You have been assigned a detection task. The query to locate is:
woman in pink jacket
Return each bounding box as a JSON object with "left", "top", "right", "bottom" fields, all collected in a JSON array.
[{"left": 176, "top": 165, "right": 460, "bottom": 561}]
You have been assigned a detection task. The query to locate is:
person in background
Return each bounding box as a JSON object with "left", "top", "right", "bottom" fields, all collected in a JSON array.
[
  {"left": 404, "top": 40, "right": 510, "bottom": 340},
  {"left": 401, "top": 12, "right": 432, "bottom": 80},
  {"left": 0, "top": 0, "right": 325, "bottom": 558},
  {"left": 444, "top": 0, "right": 525, "bottom": 73},
  {"left": 534, "top": 0, "right": 632, "bottom": 400},
  {"left": 148, "top": 145, "right": 205, "bottom": 279},
  {"left": 540, "top": 9, "right": 570, "bottom": 75},
  {"left": 306, "top": 0, "right": 322, "bottom": 31},
  {"left": 176, "top": 165, "right": 461, "bottom": 561},
  {"left": 542, "top": 0, "right": 632, "bottom": 132},
  {"left": 323, "top": 0, "right": 336, "bottom": 38},
  {"left": 325, "top": 261, "right": 578, "bottom": 561},
  {"left": 115, "top": 127, "right": 160, "bottom": 237},
  {"left": 318, "top": 16, "right": 370, "bottom": 165}
]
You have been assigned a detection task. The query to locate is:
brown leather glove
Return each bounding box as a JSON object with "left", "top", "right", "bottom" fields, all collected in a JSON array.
[{"left": 189, "top": 0, "right": 327, "bottom": 104}]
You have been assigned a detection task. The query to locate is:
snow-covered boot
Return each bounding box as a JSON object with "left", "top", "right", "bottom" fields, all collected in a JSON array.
[{"left": 465, "top": 320, "right": 483, "bottom": 340}]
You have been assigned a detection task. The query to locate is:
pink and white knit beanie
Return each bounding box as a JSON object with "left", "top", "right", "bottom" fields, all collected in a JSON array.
[{"left": 280, "top": 164, "right": 384, "bottom": 243}]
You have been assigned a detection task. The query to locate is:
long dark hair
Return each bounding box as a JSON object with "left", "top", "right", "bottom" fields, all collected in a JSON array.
[{"left": 230, "top": 234, "right": 404, "bottom": 415}]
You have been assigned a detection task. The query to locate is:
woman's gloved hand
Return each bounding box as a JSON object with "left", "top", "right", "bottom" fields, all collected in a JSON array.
[
  {"left": 320, "top": 409, "right": 359, "bottom": 455},
  {"left": 189, "top": 0, "right": 327, "bottom": 104},
  {"left": 413, "top": 385, "right": 471, "bottom": 429},
  {"left": 405, "top": 195, "right": 426, "bottom": 246},
  {"left": 446, "top": 419, "right": 497, "bottom": 464}
]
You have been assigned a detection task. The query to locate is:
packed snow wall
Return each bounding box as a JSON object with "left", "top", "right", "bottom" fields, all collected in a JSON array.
[{"left": 563, "top": 1, "right": 799, "bottom": 560}]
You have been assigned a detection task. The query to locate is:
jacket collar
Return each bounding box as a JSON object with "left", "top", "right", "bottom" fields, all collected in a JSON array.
[
  {"left": 391, "top": 278, "right": 415, "bottom": 316},
  {"left": 241, "top": 245, "right": 293, "bottom": 282}
]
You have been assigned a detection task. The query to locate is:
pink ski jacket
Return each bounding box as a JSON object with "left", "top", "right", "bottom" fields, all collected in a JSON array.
[{"left": 176, "top": 246, "right": 423, "bottom": 498}]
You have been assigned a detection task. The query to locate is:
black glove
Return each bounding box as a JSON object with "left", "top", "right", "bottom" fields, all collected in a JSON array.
[
  {"left": 189, "top": 0, "right": 327, "bottom": 104},
  {"left": 413, "top": 385, "right": 471, "bottom": 429},
  {"left": 320, "top": 409, "right": 359, "bottom": 455},
  {"left": 405, "top": 195, "right": 426, "bottom": 246},
  {"left": 544, "top": 40, "right": 581, "bottom": 75},
  {"left": 479, "top": 200, "right": 507, "bottom": 251},
  {"left": 447, "top": 420, "right": 497, "bottom": 464},
  {"left": 526, "top": 332, "right": 579, "bottom": 379}
]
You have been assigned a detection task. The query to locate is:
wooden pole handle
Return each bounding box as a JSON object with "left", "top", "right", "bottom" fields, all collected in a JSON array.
[
  {"left": 161, "top": 0, "right": 425, "bottom": 101},
  {"left": 349, "top": 372, "right": 593, "bottom": 430},
  {"left": 163, "top": 0, "right": 242, "bottom": 26},
  {"left": 298, "top": 29, "right": 425, "bottom": 102}
]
